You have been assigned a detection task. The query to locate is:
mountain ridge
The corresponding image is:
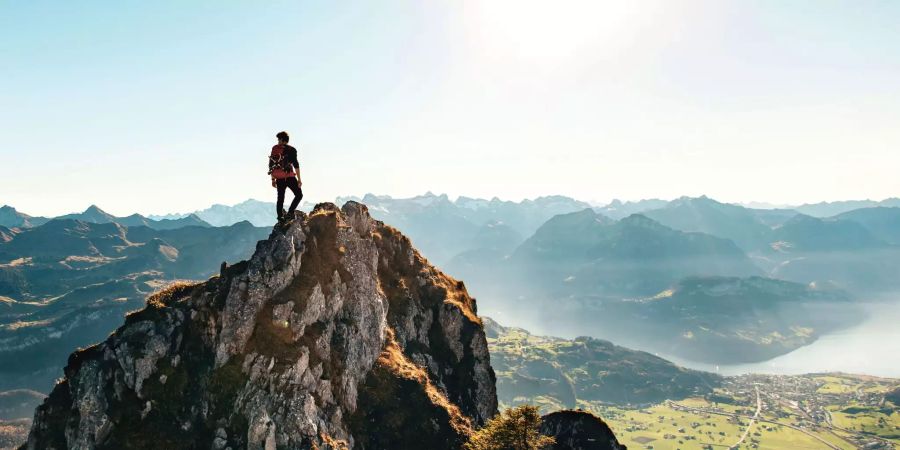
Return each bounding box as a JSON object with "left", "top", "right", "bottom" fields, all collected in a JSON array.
[
  {"left": 22, "top": 202, "right": 499, "bottom": 449},
  {"left": 2, "top": 205, "right": 213, "bottom": 231},
  {"left": 0, "top": 219, "right": 270, "bottom": 392}
]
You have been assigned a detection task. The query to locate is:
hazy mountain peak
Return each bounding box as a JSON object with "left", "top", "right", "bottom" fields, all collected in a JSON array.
[
  {"left": 618, "top": 213, "right": 664, "bottom": 228},
  {"left": 234, "top": 198, "right": 271, "bottom": 207},
  {"left": 533, "top": 208, "right": 611, "bottom": 232},
  {"left": 0, "top": 205, "right": 49, "bottom": 228},
  {"left": 835, "top": 206, "right": 900, "bottom": 245},
  {"left": 771, "top": 212, "right": 884, "bottom": 253},
  {"left": 361, "top": 193, "right": 392, "bottom": 203},
  {"left": 412, "top": 191, "right": 450, "bottom": 205},
  {"left": 669, "top": 195, "right": 720, "bottom": 207},
  {"left": 778, "top": 212, "right": 818, "bottom": 227},
  {"left": 796, "top": 197, "right": 900, "bottom": 217},
  {"left": 595, "top": 198, "right": 670, "bottom": 220}
]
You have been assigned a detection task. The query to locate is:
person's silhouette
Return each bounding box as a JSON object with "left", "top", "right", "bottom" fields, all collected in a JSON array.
[{"left": 268, "top": 131, "right": 303, "bottom": 221}]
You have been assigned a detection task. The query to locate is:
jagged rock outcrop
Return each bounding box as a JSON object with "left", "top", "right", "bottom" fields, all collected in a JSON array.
[
  {"left": 540, "top": 410, "right": 627, "bottom": 450},
  {"left": 22, "top": 202, "right": 497, "bottom": 449}
]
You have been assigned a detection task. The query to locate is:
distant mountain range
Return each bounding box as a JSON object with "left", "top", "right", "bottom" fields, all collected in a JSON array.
[
  {"left": 20, "top": 193, "right": 890, "bottom": 230},
  {"left": 0, "top": 218, "right": 269, "bottom": 392},
  {"left": 145, "top": 193, "right": 591, "bottom": 264},
  {"left": 794, "top": 198, "right": 900, "bottom": 217},
  {"left": 446, "top": 203, "right": 867, "bottom": 363},
  {"left": 1, "top": 205, "right": 211, "bottom": 230},
  {"left": 594, "top": 198, "right": 669, "bottom": 220},
  {"left": 507, "top": 209, "right": 761, "bottom": 298},
  {"left": 336, "top": 193, "right": 592, "bottom": 264},
  {"left": 27, "top": 192, "right": 894, "bottom": 266},
  {"left": 148, "top": 199, "right": 308, "bottom": 227},
  {"left": 3, "top": 193, "right": 899, "bottom": 386},
  {"left": 427, "top": 194, "right": 898, "bottom": 363},
  {"left": 0, "top": 206, "right": 49, "bottom": 229},
  {"left": 590, "top": 197, "right": 900, "bottom": 294},
  {"left": 835, "top": 207, "right": 900, "bottom": 245},
  {"left": 639, "top": 196, "right": 775, "bottom": 251}
]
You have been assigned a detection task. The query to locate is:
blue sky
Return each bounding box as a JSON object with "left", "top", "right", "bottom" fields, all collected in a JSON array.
[{"left": 2, "top": 1, "right": 899, "bottom": 216}]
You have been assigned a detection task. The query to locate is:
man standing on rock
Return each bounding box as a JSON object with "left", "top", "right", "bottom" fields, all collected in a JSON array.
[{"left": 268, "top": 131, "right": 303, "bottom": 222}]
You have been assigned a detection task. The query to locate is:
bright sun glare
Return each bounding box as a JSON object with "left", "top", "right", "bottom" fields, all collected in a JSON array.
[{"left": 466, "top": 0, "right": 658, "bottom": 66}]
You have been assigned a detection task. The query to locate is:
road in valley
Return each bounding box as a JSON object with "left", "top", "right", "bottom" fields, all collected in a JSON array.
[
  {"left": 730, "top": 385, "right": 761, "bottom": 449},
  {"left": 667, "top": 393, "right": 843, "bottom": 450}
]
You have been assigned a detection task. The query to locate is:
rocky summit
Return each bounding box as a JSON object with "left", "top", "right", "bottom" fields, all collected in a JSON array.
[{"left": 22, "top": 202, "right": 498, "bottom": 449}]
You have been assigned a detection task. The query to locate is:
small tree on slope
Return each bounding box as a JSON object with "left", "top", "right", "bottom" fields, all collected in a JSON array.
[{"left": 465, "top": 405, "right": 556, "bottom": 450}]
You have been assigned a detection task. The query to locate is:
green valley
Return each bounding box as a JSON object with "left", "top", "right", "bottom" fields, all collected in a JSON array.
[{"left": 487, "top": 322, "right": 900, "bottom": 449}]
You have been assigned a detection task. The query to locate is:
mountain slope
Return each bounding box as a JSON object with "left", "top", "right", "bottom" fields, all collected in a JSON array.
[
  {"left": 0, "top": 219, "right": 267, "bottom": 298},
  {"left": 763, "top": 214, "right": 900, "bottom": 292},
  {"left": 148, "top": 213, "right": 212, "bottom": 230},
  {"left": 771, "top": 214, "right": 884, "bottom": 251},
  {"left": 56, "top": 205, "right": 120, "bottom": 224},
  {"left": 640, "top": 196, "right": 773, "bottom": 250},
  {"left": 0, "top": 226, "right": 17, "bottom": 243},
  {"left": 486, "top": 318, "right": 721, "bottom": 408},
  {"left": 510, "top": 210, "right": 761, "bottom": 298},
  {"left": 482, "top": 272, "right": 862, "bottom": 365},
  {"left": 50, "top": 205, "right": 213, "bottom": 230},
  {"left": 150, "top": 199, "right": 297, "bottom": 227},
  {"left": 335, "top": 193, "right": 589, "bottom": 265},
  {"left": 22, "top": 202, "right": 498, "bottom": 449},
  {"left": 795, "top": 198, "right": 900, "bottom": 217},
  {"left": 0, "top": 220, "right": 269, "bottom": 392},
  {"left": 595, "top": 198, "right": 669, "bottom": 220},
  {"left": 835, "top": 207, "right": 900, "bottom": 245},
  {"left": 598, "top": 276, "right": 861, "bottom": 363},
  {"left": 0, "top": 207, "right": 48, "bottom": 229}
]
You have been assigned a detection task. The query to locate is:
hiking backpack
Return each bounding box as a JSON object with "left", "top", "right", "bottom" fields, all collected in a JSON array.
[{"left": 268, "top": 145, "right": 294, "bottom": 175}]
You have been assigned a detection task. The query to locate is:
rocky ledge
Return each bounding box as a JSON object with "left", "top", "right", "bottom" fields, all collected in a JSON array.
[{"left": 22, "top": 202, "right": 497, "bottom": 449}]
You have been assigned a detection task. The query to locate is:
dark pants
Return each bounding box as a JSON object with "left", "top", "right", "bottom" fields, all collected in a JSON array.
[{"left": 276, "top": 177, "right": 303, "bottom": 219}]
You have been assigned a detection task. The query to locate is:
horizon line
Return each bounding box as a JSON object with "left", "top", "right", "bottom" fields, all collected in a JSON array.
[{"left": 4, "top": 192, "right": 900, "bottom": 219}]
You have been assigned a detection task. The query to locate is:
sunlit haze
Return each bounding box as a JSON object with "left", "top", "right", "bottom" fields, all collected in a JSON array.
[{"left": 2, "top": 1, "right": 899, "bottom": 216}]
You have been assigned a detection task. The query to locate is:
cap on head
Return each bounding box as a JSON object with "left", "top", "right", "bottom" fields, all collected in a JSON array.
[{"left": 276, "top": 131, "right": 290, "bottom": 143}]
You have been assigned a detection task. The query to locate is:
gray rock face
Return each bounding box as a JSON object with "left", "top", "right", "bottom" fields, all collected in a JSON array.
[
  {"left": 23, "top": 202, "right": 497, "bottom": 450},
  {"left": 540, "top": 410, "right": 627, "bottom": 450}
]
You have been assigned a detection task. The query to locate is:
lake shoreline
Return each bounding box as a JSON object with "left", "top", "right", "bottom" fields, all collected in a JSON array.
[
  {"left": 657, "top": 301, "right": 900, "bottom": 378},
  {"left": 485, "top": 300, "right": 900, "bottom": 378}
]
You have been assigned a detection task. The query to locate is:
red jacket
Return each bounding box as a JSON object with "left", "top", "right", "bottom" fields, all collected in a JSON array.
[{"left": 269, "top": 144, "right": 299, "bottom": 179}]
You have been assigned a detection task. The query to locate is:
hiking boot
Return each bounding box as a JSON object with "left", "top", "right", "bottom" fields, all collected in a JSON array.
[{"left": 277, "top": 214, "right": 296, "bottom": 230}]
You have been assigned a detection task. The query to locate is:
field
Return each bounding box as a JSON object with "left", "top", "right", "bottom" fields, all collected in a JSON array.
[
  {"left": 489, "top": 322, "right": 900, "bottom": 449},
  {"left": 536, "top": 374, "right": 898, "bottom": 449},
  {"left": 592, "top": 400, "right": 842, "bottom": 450}
]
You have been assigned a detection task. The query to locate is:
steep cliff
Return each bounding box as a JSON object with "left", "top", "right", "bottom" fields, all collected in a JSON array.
[{"left": 22, "top": 202, "right": 497, "bottom": 449}]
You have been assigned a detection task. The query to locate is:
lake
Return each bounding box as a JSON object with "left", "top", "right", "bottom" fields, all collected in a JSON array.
[
  {"left": 486, "top": 300, "right": 900, "bottom": 378},
  {"left": 660, "top": 301, "right": 900, "bottom": 378}
]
